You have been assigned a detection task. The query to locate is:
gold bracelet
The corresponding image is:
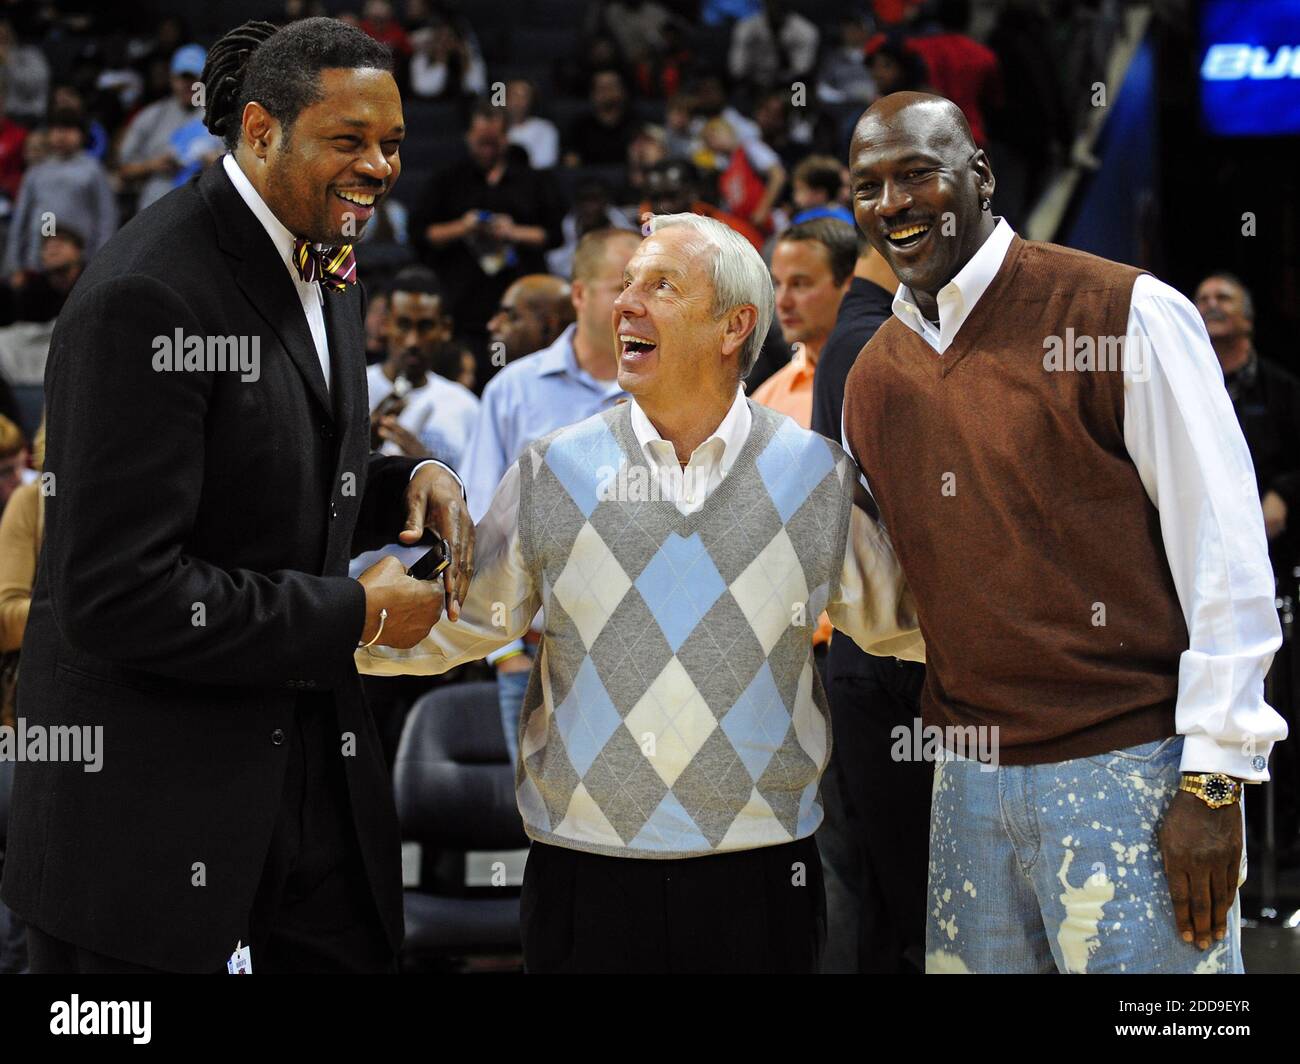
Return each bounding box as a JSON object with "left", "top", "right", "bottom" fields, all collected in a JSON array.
[{"left": 359, "top": 608, "right": 388, "bottom": 649}]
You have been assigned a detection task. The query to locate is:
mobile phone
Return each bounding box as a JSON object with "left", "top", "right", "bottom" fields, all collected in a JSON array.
[{"left": 407, "top": 536, "right": 450, "bottom": 581}]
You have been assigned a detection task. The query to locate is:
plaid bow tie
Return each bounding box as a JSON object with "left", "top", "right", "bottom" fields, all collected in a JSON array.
[{"left": 292, "top": 238, "right": 357, "bottom": 292}]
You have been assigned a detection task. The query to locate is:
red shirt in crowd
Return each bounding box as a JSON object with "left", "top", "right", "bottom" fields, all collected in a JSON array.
[{"left": 0, "top": 117, "right": 28, "bottom": 203}]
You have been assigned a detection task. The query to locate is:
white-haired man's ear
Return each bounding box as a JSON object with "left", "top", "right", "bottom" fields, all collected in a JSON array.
[{"left": 721, "top": 304, "right": 758, "bottom": 359}]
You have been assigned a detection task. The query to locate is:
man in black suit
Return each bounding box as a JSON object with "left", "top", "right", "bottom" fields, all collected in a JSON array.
[
  {"left": 811, "top": 242, "right": 930, "bottom": 973},
  {"left": 0, "top": 18, "right": 473, "bottom": 973}
]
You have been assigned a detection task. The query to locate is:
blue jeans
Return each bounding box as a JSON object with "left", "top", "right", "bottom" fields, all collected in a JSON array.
[
  {"left": 926, "top": 736, "right": 1245, "bottom": 974},
  {"left": 498, "top": 663, "right": 532, "bottom": 765}
]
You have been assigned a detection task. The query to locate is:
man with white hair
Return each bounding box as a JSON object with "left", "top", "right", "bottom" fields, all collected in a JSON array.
[{"left": 359, "top": 213, "right": 923, "bottom": 973}]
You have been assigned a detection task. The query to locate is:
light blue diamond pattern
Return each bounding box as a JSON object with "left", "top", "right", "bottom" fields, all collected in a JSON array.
[
  {"left": 754, "top": 419, "right": 835, "bottom": 522},
  {"left": 553, "top": 657, "right": 622, "bottom": 777},
  {"left": 629, "top": 790, "right": 711, "bottom": 852},
  {"left": 543, "top": 417, "right": 626, "bottom": 518},
  {"left": 634, "top": 532, "right": 726, "bottom": 652},
  {"left": 721, "top": 662, "right": 789, "bottom": 782}
]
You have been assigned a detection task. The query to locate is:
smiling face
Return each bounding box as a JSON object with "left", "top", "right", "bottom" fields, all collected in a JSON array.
[
  {"left": 247, "top": 66, "right": 403, "bottom": 246},
  {"left": 1195, "top": 276, "right": 1251, "bottom": 343},
  {"left": 849, "top": 96, "right": 994, "bottom": 302},
  {"left": 771, "top": 238, "right": 850, "bottom": 354},
  {"left": 612, "top": 226, "right": 749, "bottom": 407}
]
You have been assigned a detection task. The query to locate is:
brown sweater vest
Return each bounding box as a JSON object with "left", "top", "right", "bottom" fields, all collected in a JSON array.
[{"left": 843, "top": 235, "right": 1187, "bottom": 764}]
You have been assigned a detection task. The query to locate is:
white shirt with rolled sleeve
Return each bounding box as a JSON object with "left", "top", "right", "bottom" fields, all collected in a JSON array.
[{"left": 842, "top": 218, "right": 1287, "bottom": 781}]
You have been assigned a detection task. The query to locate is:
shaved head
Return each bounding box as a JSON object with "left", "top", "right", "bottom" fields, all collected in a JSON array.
[
  {"left": 855, "top": 92, "right": 977, "bottom": 156},
  {"left": 488, "top": 274, "right": 576, "bottom": 361},
  {"left": 849, "top": 92, "right": 995, "bottom": 317}
]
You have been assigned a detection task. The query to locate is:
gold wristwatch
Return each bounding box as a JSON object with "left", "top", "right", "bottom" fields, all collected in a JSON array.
[{"left": 1179, "top": 773, "right": 1242, "bottom": 808}]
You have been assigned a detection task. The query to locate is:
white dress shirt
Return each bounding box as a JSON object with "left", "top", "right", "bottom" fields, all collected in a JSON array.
[
  {"left": 223, "top": 153, "right": 331, "bottom": 392},
  {"left": 843, "top": 218, "right": 1287, "bottom": 780},
  {"left": 358, "top": 389, "right": 925, "bottom": 677}
]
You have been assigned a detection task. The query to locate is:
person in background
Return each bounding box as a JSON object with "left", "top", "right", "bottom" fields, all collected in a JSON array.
[
  {"left": 0, "top": 414, "right": 30, "bottom": 516},
  {"left": 547, "top": 179, "right": 635, "bottom": 278},
  {"left": 889, "top": 0, "right": 1001, "bottom": 148},
  {"left": 462, "top": 227, "right": 639, "bottom": 762},
  {"left": 810, "top": 238, "right": 930, "bottom": 973},
  {"left": 368, "top": 265, "right": 479, "bottom": 469},
  {"left": 729, "top": 0, "right": 821, "bottom": 92},
  {"left": 414, "top": 100, "right": 563, "bottom": 356},
  {"left": 1195, "top": 272, "right": 1300, "bottom": 574},
  {"left": 115, "top": 44, "right": 206, "bottom": 212},
  {"left": 486, "top": 273, "right": 574, "bottom": 367},
  {"left": 1195, "top": 269, "right": 1300, "bottom": 879},
  {"left": 751, "top": 88, "right": 813, "bottom": 175},
  {"left": 818, "top": 13, "right": 877, "bottom": 105},
  {"left": 0, "top": 417, "right": 41, "bottom": 654},
  {"left": 563, "top": 67, "right": 639, "bottom": 169},
  {"left": 866, "top": 35, "right": 932, "bottom": 96},
  {"left": 408, "top": 14, "right": 486, "bottom": 99},
  {"left": 364, "top": 284, "right": 391, "bottom": 365},
  {"left": 3, "top": 109, "right": 117, "bottom": 273},
  {"left": 0, "top": 228, "right": 83, "bottom": 325},
  {"left": 359, "top": 0, "right": 412, "bottom": 60},
  {"left": 0, "top": 416, "right": 39, "bottom": 974},
  {"left": 505, "top": 79, "right": 559, "bottom": 170},
  {"left": 0, "top": 19, "right": 48, "bottom": 126},
  {"left": 0, "top": 75, "right": 28, "bottom": 211},
  {"left": 790, "top": 155, "right": 853, "bottom": 225},
  {"left": 640, "top": 158, "right": 764, "bottom": 251},
  {"left": 752, "top": 218, "right": 856, "bottom": 428},
  {"left": 698, "top": 116, "right": 785, "bottom": 235},
  {"left": 624, "top": 124, "right": 668, "bottom": 202}
]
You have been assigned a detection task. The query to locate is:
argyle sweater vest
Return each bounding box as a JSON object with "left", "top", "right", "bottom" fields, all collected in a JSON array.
[
  {"left": 515, "top": 400, "right": 855, "bottom": 858},
  {"left": 842, "top": 235, "right": 1188, "bottom": 765}
]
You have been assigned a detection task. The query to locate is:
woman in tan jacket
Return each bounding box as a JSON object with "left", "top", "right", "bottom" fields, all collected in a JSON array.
[{"left": 0, "top": 421, "right": 44, "bottom": 728}]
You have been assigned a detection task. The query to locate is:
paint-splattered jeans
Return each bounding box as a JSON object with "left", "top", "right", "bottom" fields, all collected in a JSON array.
[{"left": 925, "top": 736, "right": 1244, "bottom": 974}]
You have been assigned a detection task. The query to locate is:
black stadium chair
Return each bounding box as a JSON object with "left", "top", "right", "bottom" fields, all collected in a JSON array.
[{"left": 393, "top": 681, "right": 528, "bottom": 971}]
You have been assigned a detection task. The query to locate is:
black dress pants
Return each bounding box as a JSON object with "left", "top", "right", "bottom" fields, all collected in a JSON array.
[
  {"left": 520, "top": 835, "right": 825, "bottom": 973},
  {"left": 825, "top": 655, "right": 931, "bottom": 973},
  {"left": 29, "top": 696, "right": 394, "bottom": 974}
]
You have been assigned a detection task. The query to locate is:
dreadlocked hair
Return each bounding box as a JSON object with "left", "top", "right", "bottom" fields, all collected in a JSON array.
[{"left": 201, "top": 17, "right": 392, "bottom": 151}]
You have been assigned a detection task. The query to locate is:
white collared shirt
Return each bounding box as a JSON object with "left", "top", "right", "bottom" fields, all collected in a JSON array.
[
  {"left": 627, "top": 386, "right": 751, "bottom": 516},
  {"left": 843, "top": 218, "right": 1287, "bottom": 779},
  {"left": 891, "top": 216, "right": 1016, "bottom": 354},
  {"left": 222, "top": 153, "right": 331, "bottom": 392}
]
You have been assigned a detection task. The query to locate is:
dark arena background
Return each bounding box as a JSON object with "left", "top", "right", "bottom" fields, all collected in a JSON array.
[{"left": 0, "top": 0, "right": 1297, "bottom": 1044}]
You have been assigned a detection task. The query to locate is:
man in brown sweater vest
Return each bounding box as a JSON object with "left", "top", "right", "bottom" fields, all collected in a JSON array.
[{"left": 841, "top": 93, "right": 1287, "bottom": 973}]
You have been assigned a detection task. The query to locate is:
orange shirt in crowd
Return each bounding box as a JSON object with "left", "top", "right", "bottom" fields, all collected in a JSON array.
[{"left": 750, "top": 345, "right": 815, "bottom": 428}]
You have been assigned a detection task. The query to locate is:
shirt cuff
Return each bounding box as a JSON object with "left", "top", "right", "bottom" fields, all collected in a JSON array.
[
  {"left": 486, "top": 639, "right": 525, "bottom": 666},
  {"left": 410, "top": 459, "right": 466, "bottom": 500},
  {"left": 1179, "top": 733, "right": 1274, "bottom": 782}
]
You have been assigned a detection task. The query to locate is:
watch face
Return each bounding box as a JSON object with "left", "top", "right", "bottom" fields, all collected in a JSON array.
[{"left": 1203, "top": 776, "right": 1233, "bottom": 803}]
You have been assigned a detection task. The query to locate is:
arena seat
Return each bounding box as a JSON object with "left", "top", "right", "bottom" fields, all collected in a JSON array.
[{"left": 393, "top": 681, "right": 527, "bottom": 969}]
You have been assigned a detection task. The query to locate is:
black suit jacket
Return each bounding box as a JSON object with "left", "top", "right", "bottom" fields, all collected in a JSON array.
[{"left": 0, "top": 162, "right": 419, "bottom": 971}]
